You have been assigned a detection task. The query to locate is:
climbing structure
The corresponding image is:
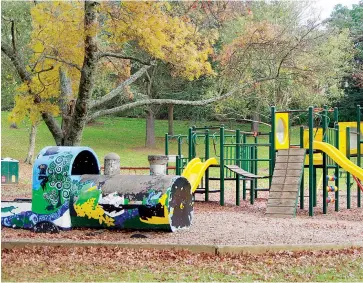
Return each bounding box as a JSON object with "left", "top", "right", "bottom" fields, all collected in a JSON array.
[{"left": 266, "top": 148, "right": 305, "bottom": 218}]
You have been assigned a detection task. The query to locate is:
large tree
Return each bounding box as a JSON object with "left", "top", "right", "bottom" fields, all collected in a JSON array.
[
  {"left": 3, "top": 1, "right": 239, "bottom": 146},
  {"left": 329, "top": 1, "right": 363, "bottom": 120},
  {"left": 214, "top": 1, "right": 354, "bottom": 129}
]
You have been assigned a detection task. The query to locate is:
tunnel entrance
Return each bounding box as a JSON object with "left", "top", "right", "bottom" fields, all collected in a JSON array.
[{"left": 71, "top": 150, "right": 100, "bottom": 175}]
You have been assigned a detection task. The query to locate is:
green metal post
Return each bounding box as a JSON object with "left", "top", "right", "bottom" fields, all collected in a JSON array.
[
  {"left": 220, "top": 126, "right": 225, "bottom": 206},
  {"left": 250, "top": 145, "right": 255, "bottom": 205},
  {"left": 177, "top": 136, "right": 182, "bottom": 157},
  {"left": 188, "top": 127, "right": 193, "bottom": 161},
  {"left": 242, "top": 134, "right": 247, "bottom": 200},
  {"left": 192, "top": 126, "right": 197, "bottom": 158},
  {"left": 322, "top": 106, "right": 328, "bottom": 214},
  {"left": 357, "top": 105, "right": 361, "bottom": 207},
  {"left": 334, "top": 108, "right": 339, "bottom": 212},
  {"left": 346, "top": 127, "right": 351, "bottom": 209},
  {"left": 165, "top": 133, "right": 169, "bottom": 175},
  {"left": 271, "top": 106, "right": 276, "bottom": 168},
  {"left": 205, "top": 129, "right": 210, "bottom": 202},
  {"left": 300, "top": 126, "right": 305, "bottom": 209},
  {"left": 308, "top": 106, "right": 314, "bottom": 216},
  {"left": 268, "top": 132, "right": 273, "bottom": 189},
  {"left": 236, "top": 130, "right": 241, "bottom": 206},
  {"left": 176, "top": 155, "right": 180, "bottom": 175},
  {"left": 254, "top": 135, "right": 258, "bottom": 199},
  {"left": 313, "top": 166, "right": 317, "bottom": 207},
  {"left": 300, "top": 126, "right": 304, "bottom": 148}
]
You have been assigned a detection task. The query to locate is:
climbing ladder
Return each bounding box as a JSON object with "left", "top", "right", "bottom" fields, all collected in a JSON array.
[{"left": 266, "top": 148, "right": 306, "bottom": 218}]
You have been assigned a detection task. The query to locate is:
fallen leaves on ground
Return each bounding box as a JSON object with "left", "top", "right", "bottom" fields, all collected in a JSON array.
[{"left": 2, "top": 246, "right": 363, "bottom": 282}]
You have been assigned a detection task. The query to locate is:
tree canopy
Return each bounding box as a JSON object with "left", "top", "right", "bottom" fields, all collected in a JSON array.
[{"left": 1, "top": 0, "right": 358, "bottom": 147}]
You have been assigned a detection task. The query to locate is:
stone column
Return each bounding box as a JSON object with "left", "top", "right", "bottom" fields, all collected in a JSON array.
[
  {"left": 148, "top": 155, "right": 168, "bottom": 176},
  {"left": 104, "top": 153, "right": 120, "bottom": 176}
]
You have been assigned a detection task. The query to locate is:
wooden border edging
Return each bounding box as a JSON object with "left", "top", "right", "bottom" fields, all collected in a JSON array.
[{"left": 2, "top": 239, "right": 363, "bottom": 255}]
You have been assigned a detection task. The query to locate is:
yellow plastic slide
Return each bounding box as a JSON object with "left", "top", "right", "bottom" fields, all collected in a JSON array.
[
  {"left": 313, "top": 141, "right": 363, "bottom": 181},
  {"left": 182, "top": 158, "right": 218, "bottom": 193}
]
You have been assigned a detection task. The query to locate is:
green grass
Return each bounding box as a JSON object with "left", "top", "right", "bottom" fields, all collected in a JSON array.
[{"left": 1, "top": 111, "right": 269, "bottom": 166}]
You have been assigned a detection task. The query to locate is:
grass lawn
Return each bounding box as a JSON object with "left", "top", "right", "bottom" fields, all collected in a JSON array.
[
  {"left": 1, "top": 111, "right": 271, "bottom": 166},
  {"left": 2, "top": 246, "right": 363, "bottom": 282}
]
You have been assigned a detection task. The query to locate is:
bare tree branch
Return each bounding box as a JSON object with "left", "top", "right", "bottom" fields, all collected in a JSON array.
[
  {"left": 34, "top": 65, "right": 55, "bottom": 74},
  {"left": 11, "top": 19, "right": 16, "bottom": 52},
  {"left": 1, "top": 42, "right": 32, "bottom": 82},
  {"left": 89, "top": 64, "right": 151, "bottom": 109},
  {"left": 41, "top": 113, "right": 63, "bottom": 145},
  {"left": 88, "top": 75, "right": 277, "bottom": 122},
  {"left": 88, "top": 85, "right": 242, "bottom": 122},
  {"left": 97, "top": 52, "right": 152, "bottom": 65},
  {"left": 44, "top": 55, "right": 81, "bottom": 71},
  {"left": 276, "top": 21, "right": 322, "bottom": 78}
]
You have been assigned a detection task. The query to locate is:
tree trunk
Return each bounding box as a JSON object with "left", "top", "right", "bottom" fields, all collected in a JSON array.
[
  {"left": 251, "top": 112, "right": 260, "bottom": 133},
  {"left": 168, "top": 104, "right": 174, "bottom": 136},
  {"left": 59, "top": 68, "right": 74, "bottom": 145},
  {"left": 145, "top": 109, "right": 156, "bottom": 148},
  {"left": 24, "top": 123, "right": 37, "bottom": 164},
  {"left": 10, "top": 122, "right": 18, "bottom": 129},
  {"left": 64, "top": 1, "right": 99, "bottom": 146}
]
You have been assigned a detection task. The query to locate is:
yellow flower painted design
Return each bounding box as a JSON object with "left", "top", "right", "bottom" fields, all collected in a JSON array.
[{"left": 74, "top": 197, "right": 115, "bottom": 227}]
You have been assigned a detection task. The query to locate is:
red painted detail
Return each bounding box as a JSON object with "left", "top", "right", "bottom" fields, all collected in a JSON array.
[{"left": 353, "top": 176, "right": 363, "bottom": 193}]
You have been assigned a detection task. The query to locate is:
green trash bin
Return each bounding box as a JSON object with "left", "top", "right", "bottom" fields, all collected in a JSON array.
[{"left": 1, "top": 158, "right": 19, "bottom": 184}]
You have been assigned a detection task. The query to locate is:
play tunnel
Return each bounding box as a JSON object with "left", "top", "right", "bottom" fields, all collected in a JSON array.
[
  {"left": 71, "top": 174, "right": 193, "bottom": 231},
  {"left": 2, "top": 146, "right": 193, "bottom": 232}
]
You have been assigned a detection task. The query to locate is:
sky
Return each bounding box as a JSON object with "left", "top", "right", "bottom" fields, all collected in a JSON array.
[{"left": 315, "top": 0, "right": 361, "bottom": 19}]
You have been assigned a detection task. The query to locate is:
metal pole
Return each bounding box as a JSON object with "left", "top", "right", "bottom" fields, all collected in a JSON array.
[
  {"left": 357, "top": 105, "right": 361, "bottom": 207},
  {"left": 236, "top": 130, "right": 241, "bottom": 206},
  {"left": 188, "top": 127, "right": 193, "bottom": 161},
  {"left": 165, "top": 133, "right": 169, "bottom": 175},
  {"left": 345, "top": 127, "right": 351, "bottom": 209},
  {"left": 268, "top": 132, "right": 273, "bottom": 189},
  {"left": 308, "top": 106, "right": 314, "bottom": 216},
  {"left": 220, "top": 126, "right": 225, "bottom": 206},
  {"left": 176, "top": 155, "right": 180, "bottom": 175},
  {"left": 178, "top": 136, "right": 182, "bottom": 157},
  {"left": 300, "top": 126, "right": 305, "bottom": 209},
  {"left": 254, "top": 135, "right": 258, "bottom": 199},
  {"left": 346, "top": 127, "right": 351, "bottom": 209},
  {"left": 271, "top": 106, "right": 276, "bottom": 168},
  {"left": 322, "top": 106, "right": 328, "bottom": 214},
  {"left": 334, "top": 107, "right": 339, "bottom": 212},
  {"left": 242, "top": 134, "right": 247, "bottom": 200},
  {"left": 192, "top": 125, "right": 197, "bottom": 158},
  {"left": 250, "top": 145, "right": 255, "bottom": 204},
  {"left": 205, "top": 129, "right": 210, "bottom": 202}
]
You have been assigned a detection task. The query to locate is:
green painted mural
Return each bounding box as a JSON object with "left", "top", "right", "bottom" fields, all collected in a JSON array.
[{"left": 1, "top": 146, "right": 194, "bottom": 232}]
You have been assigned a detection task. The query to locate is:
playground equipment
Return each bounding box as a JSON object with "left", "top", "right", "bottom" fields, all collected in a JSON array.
[
  {"left": 1, "top": 147, "right": 195, "bottom": 232},
  {"left": 181, "top": 158, "right": 218, "bottom": 193},
  {"left": 165, "top": 105, "right": 363, "bottom": 217}
]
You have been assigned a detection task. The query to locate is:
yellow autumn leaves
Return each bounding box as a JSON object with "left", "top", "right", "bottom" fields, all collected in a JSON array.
[
  {"left": 74, "top": 198, "right": 115, "bottom": 227},
  {"left": 102, "top": 1, "right": 216, "bottom": 80},
  {"left": 10, "top": 1, "right": 216, "bottom": 125}
]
